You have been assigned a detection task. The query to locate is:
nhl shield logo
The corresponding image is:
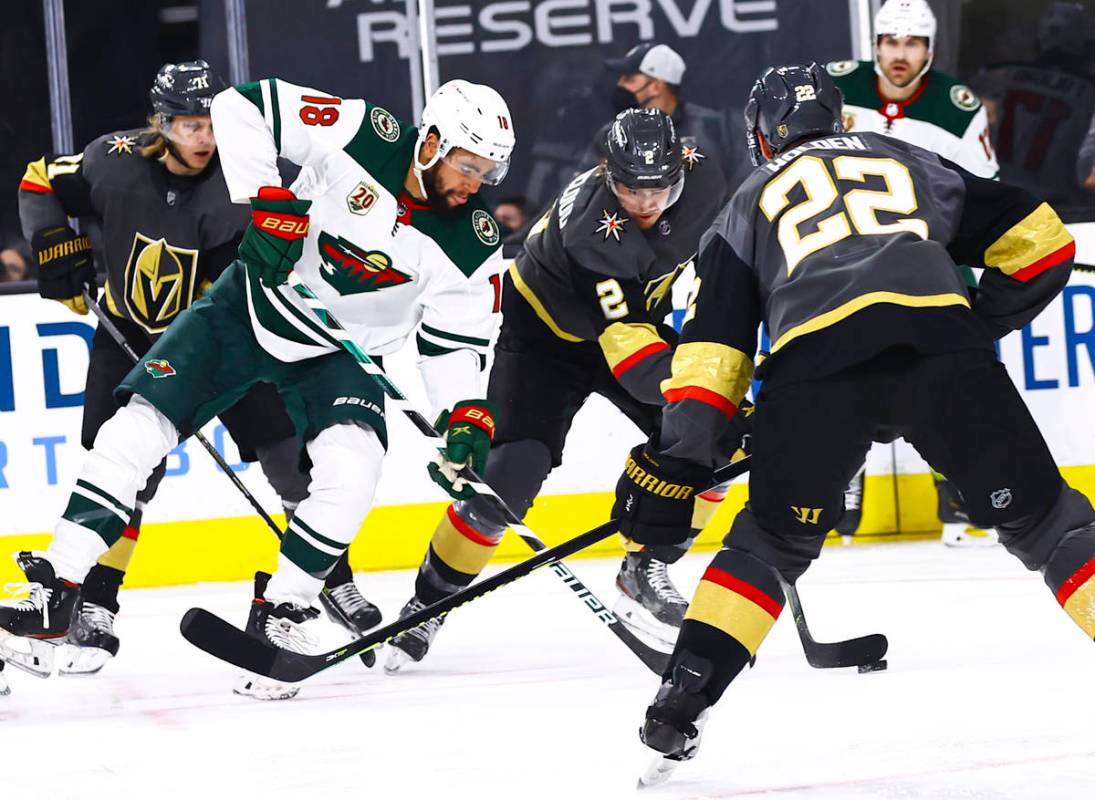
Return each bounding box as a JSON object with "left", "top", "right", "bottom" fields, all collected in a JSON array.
[
  {"left": 347, "top": 181, "right": 378, "bottom": 216},
  {"left": 472, "top": 209, "right": 500, "bottom": 246},
  {"left": 370, "top": 107, "right": 400, "bottom": 142},
  {"left": 990, "top": 488, "right": 1012, "bottom": 509}
]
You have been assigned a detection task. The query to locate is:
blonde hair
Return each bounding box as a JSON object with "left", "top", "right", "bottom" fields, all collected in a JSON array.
[{"left": 139, "top": 113, "right": 169, "bottom": 161}]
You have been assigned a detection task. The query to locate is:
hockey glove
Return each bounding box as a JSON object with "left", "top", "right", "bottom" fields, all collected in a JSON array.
[
  {"left": 239, "top": 186, "right": 312, "bottom": 288},
  {"left": 32, "top": 225, "right": 95, "bottom": 314},
  {"left": 613, "top": 444, "right": 711, "bottom": 547},
  {"left": 427, "top": 400, "right": 497, "bottom": 500}
]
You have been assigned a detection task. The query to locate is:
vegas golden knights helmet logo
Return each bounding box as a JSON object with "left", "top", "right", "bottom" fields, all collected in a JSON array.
[{"left": 122, "top": 233, "right": 199, "bottom": 334}]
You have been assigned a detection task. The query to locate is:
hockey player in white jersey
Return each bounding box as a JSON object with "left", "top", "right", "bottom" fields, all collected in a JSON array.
[
  {"left": 826, "top": 0, "right": 999, "bottom": 546},
  {"left": 0, "top": 78, "right": 514, "bottom": 699}
]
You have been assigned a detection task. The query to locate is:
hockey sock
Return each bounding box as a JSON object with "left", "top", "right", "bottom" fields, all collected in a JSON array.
[
  {"left": 671, "top": 547, "right": 785, "bottom": 704},
  {"left": 415, "top": 504, "right": 503, "bottom": 605},
  {"left": 324, "top": 549, "right": 354, "bottom": 588},
  {"left": 81, "top": 564, "right": 125, "bottom": 614},
  {"left": 1044, "top": 520, "right": 1095, "bottom": 638}
]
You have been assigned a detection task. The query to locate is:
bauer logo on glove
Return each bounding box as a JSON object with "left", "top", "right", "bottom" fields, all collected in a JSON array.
[{"left": 427, "top": 400, "right": 497, "bottom": 500}]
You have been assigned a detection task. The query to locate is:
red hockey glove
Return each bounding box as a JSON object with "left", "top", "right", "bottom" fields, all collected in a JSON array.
[{"left": 239, "top": 186, "right": 312, "bottom": 288}]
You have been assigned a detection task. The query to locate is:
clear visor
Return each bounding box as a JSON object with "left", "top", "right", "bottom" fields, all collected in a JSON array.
[
  {"left": 442, "top": 150, "right": 510, "bottom": 186},
  {"left": 607, "top": 172, "right": 685, "bottom": 216},
  {"left": 163, "top": 115, "right": 215, "bottom": 147}
]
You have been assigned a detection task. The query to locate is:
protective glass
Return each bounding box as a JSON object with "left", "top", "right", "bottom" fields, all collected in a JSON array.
[
  {"left": 442, "top": 149, "right": 510, "bottom": 185},
  {"left": 607, "top": 171, "right": 685, "bottom": 214}
]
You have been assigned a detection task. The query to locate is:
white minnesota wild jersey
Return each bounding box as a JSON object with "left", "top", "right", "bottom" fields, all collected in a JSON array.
[
  {"left": 210, "top": 79, "right": 504, "bottom": 376},
  {"left": 827, "top": 60, "right": 998, "bottom": 179}
]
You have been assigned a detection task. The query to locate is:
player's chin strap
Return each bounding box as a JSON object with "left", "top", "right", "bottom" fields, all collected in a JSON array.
[
  {"left": 411, "top": 134, "right": 442, "bottom": 201},
  {"left": 286, "top": 272, "right": 673, "bottom": 674}
]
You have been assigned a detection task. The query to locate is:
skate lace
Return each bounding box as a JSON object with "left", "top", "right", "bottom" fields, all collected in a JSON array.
[
  {"left": 264, "top": 612, "right": 319, "bottom": 654},
  {"left": 3, "top": 582, "right": 51, "bottom": 627},
  {"left": 329, "top": 583, "right": 369, "bottom": 615},
  {"left": 644, "top": 561, "right": 687, "bottom": 606},
  {"left": 81, "top": 602, "right": 115, "bottom": 633},
  {"left": 403, "top": 598, "right": 443, "bottom": 642}
]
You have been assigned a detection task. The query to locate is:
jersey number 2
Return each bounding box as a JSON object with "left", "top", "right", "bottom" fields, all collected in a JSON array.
[{"left": 760, "top": 155, "right": 928, "bottom": 274}]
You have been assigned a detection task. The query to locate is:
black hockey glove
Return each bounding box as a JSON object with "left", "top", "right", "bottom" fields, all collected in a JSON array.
[
  {"left": 32, "top": 225, "right": 95, "bottom": 315},
  {"left": 239, "top": 186, "right": 312, "bottom": 288},
  {"left": 613, "top": 444, "right": 711, "bottom": 547}
]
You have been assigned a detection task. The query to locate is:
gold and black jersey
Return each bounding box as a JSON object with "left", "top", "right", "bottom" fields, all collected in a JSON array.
[
  {"left": 510, "top": 152, "right": 726, "bottom": 404},
  {"left": 658, "top": 130, "right": 1075, "bottom": 467},
  {"left": 19, "top": 128, "right": 249, "bottom": 337}
]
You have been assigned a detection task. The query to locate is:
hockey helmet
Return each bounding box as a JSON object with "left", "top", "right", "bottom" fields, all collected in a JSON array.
[
  {"left": 745, "top": 63, "right": 844, "bottom": 166},
  {"left": 414, "top": 80, "right": 515, "bottom": 191},
  {"left": 874, "top": 0, "right": 937, "bottom": 79},
  {"left": 150, "top": 60, "right": 225, "bottom": 119},
  {"left": 604, "top": 108, "right": 685, "bottom": 211}
]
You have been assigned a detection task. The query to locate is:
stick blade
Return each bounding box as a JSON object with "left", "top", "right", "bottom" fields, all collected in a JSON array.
[
  {"left": 180, "top": 608, "right": 279, "bottom": 675},
  {"left": 803, "top": 633, "right": 888, "bottom": 669}
]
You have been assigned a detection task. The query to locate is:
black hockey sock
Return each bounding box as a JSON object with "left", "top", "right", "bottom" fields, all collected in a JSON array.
[
  {"left": 81, "top": 564, "right": 125, "bottom": 615},
  {"left": 323, "top": 550, "right": 353, "bottom": 588}
]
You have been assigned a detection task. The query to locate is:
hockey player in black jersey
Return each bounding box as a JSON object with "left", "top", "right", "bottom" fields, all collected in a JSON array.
[
  {"left": 2, "top": 61, "right": 378, "bottom": 677},
  {"left": 615, "top": 63, "right": 1095, "bottom": 785},
  {"left": 386, "top": 107, "right": 745, "bottom": 671}
]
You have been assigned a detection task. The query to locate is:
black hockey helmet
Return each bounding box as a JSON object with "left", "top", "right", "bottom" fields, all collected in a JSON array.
[
  {"left": 149, "top": 60, "right": 225, "bottom": 119},
  {"left": 744, "top": 63, "right": 844, "bottom": 166},
  {"left": 604, "top": 108, "right": 685, "bottom": 208}
]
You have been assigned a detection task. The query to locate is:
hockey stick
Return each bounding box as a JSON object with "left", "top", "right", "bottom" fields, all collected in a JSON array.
[
  {"left": 82, "top": 289, "right": 283, "bottom": 539},
  {"left": 283, "top": 273, "right": 671, "bottom": 673},
  {"left": 783, "top": 582, "right": 888, "bottom": 670},
  {"left": 179, "top": 458, "right": 751, "bottom": 683}
]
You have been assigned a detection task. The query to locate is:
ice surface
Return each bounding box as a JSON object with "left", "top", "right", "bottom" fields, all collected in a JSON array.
[{"left": 1, "top": 540, "right": 1093, "bottom": 799}]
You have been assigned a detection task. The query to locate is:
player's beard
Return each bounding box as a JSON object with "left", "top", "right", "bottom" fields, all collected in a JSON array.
[{"left": 422, "top": 163, "right": 465, "bottom": 218}]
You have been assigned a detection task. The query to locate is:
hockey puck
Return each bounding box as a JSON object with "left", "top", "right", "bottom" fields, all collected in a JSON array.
[{"left": 857, "top": 659, "right": 888, "bottom": 673}]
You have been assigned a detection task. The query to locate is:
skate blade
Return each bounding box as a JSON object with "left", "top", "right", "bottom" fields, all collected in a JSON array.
[
  {"left": 57, "top": 643, "right": 112, "bottom": 676},
  {"left": 0, "top": 673, "right": 10, "bottom": 696},
  {"left": 383, "top": 645, "right": 414, "bottom": 675},
  {"left": 613, "top": 596, "right": 679, "bottom": 651},
  {"left": 0, "top": 630, "right": 56, "bottom": 678},
  {"left": 637, "top": 755, "right": 680, "bottom": 788},
  {"left": 233, "top": 673, "right": 300, "bottom": 701}
]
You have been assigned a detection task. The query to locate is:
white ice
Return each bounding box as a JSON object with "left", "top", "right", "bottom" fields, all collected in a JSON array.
[{"left": 2, "top": 539, "right": 1094, "bottom": 800}]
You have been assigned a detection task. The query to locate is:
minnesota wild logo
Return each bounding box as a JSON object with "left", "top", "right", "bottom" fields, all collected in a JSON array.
[
  {"left": 144, "top": 359, "right": 176, "bottom": 378},
  {"left": 317, "top": 231, "right": 411, "bottom": 295}
]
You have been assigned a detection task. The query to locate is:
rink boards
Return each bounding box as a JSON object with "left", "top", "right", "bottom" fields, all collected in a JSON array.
[{"left": 1, "top": 245, "right": 1093, "bottom": 587}]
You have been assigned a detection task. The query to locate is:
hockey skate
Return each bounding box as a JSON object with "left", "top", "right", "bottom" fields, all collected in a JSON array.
[
  {"left": 937, "top": 479, "right": 998, "bottom": 547},
  {"left": 638, "top": 652, "right": 713, "bottom": 788},
  {"left": 0, "top": 660, "right": 9, "bottom": 696},
  {"left": 614, "top": 552, "right": 688, "bottom": 650},
  {"left": 319, "top": 579, "right": 382, "bottom": 668},
  {"left": 0, "top": 551, "right": 80, "bottom": 678},
  {"left": 59, "top": 601, "right": 120, "bottom": 676},
  {"left": 384, "top": 596, "right": 444, "bottom": 674},
  {"left": 835, "top": 466, "right": 865, "bottom": 539},
  {"left": 234, "top": 572, "right": 320, "bottom": 700}
]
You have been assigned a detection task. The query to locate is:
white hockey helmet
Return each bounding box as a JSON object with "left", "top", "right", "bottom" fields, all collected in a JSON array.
[
  {"left": 874, "top": 0, "right": 937, "bottom": 79},
  {"left": 413, "top": 79, "right": 515, "bottom": 194}
]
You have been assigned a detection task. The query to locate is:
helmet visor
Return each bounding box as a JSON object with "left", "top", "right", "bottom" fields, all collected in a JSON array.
[
  {"left": 442, "top": 150, "right": 510, "bottom": 186},
  {"left": 607, "top": 171, "right": 685, "bottom": 215},
  {"left": 163, "top": 115, "right": 215, "bottom": 147}
]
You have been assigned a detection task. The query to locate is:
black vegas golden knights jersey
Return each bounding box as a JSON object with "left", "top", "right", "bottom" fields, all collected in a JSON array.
[
  {"left": 656, "top": 131, "right": 1075, "bottom": 467},
  {"left": 509, "top": 152, "right": 725, "bottom": 405},
  {"left": 19, "top": 128, "right": 249, "bottom": 337}
]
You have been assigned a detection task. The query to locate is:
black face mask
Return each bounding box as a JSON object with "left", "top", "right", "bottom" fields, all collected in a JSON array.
[{"left": 611, "top": 78, "right": 654, "bottom": 113}]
